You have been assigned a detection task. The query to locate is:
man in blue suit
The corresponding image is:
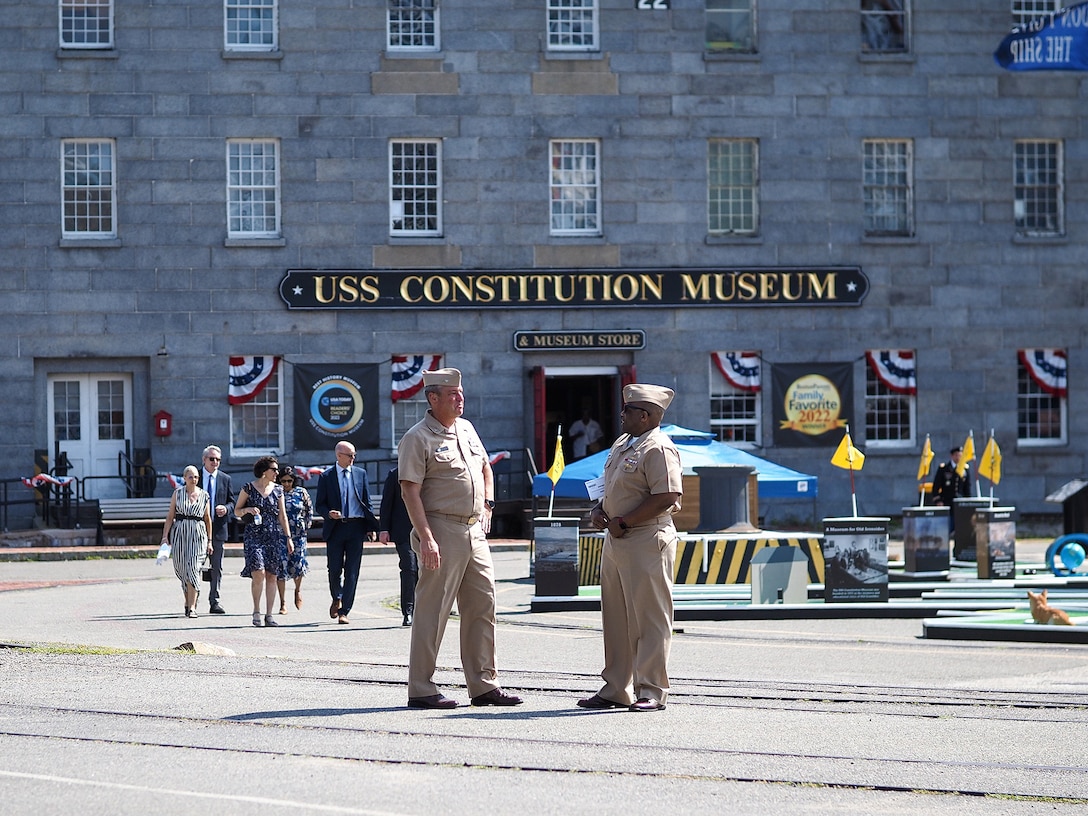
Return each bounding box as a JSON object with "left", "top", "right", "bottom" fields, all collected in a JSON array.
[
  {"left": 316, "top": 440, "right": 378, "bottom": 624},
  {"left": 201, "top": 444, "right": 234, "bottom": 615}
]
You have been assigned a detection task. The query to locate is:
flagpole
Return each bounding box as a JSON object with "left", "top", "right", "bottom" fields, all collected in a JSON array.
[
  {"left": 846, "top": 424, "right": 858, "bottom": 517},
  {"left": 988, "top": 427, "right": 996, "bottom": 504},
  {"left": 547, "top": 425, "right": 561, "bottom": 517}
]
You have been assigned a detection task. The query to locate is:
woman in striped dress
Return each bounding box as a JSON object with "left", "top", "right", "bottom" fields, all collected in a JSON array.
[{"left": 160, "top": 465, "right": 213, "bottom": 618}]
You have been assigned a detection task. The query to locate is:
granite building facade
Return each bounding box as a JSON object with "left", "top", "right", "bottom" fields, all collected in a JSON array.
[{"left": 2, "top": 1, "right": 1084, "bottom": 528}]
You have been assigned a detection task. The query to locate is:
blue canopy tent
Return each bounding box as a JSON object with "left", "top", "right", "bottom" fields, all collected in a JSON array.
[{"left": 532, "top": 425, "right": 818, "bottom": 500}]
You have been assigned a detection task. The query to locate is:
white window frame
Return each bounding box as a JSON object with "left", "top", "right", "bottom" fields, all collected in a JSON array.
[
  {"left": 709, "top": 353, "right": 761, "bottom": 448},
  {"left": 224, "top": 0, "right": 278, "bottom": 52},
  {"left": 229, "top": 363, "right": 283, "bottom": 456},
  {"left": 706, "top": 0, "right": 756, "bottom": 54},
  {"left": 708, "top": 139, "right": 759, "bottom": 236},
  {"left": 387, "top": 0, "right": 440, "bottom": 52},
  {"left": 1014, "top": 139, "right": 1063, "bottom": 237},
  {"left": 549, "top": 139, "right": 601, "bottom": 236},
  {"left": 861, "top": 0, "right": 909, "bottom": 54},
  {"left": 62, "top": 139, "right": 117, "bottom": 239},
  {"left": 863, "top": 139, "right": 914, "bottom": 237},
  {"left": 547, "top": 0, "right": 598, "bottom": 52},
  {"left": 863, "top": 351, "right": 916, "bottom": 449},
  {"left": 1017, "top": 349, "right": 1067, "bottom": 446},
  {"left": 227, "top": 139, "right": 281, "bottom": 239},
  {"left": 392, "top": 396, "right": 430, "bottom": 449},
  {"left": 390, "top": 139, "right": 442, "bottom": 236},
  {"left": 59, "top": 0, "right": 113, "bottom": 49},
  {"left": 1012, "top": 0, "right": 1062, "bottom": 27}
]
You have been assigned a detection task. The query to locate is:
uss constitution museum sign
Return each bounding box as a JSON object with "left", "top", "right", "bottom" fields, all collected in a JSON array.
[{"left": 279, "top": 267, "right": 869, "bottom": 309}]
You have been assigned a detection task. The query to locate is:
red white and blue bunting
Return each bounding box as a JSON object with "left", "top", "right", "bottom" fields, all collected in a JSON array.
[
  {"left": 228, "top": 356, "right": 279, "bottom": 405},
  {"left": 392, "top": 354, "right": 442, "bottom": 402},
  {"left": 866, "top": 350, "right": 916, "bottom": 395},
  {"left": 1020, "top": 348, "right": 1068, "bottom": 397},
  {"left": 21, "top": 474, "right": 75, "bottom": 490},
  {"left": 711, "top": 351, "right": 761, "bottom": 393}
]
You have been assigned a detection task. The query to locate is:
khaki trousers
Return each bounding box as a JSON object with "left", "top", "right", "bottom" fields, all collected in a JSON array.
[
  {"left": 408, "top": 514, "right": 499, "bottom": 699},
  {"left": 597, "top": 525, "right": 676, "bottom": 704}
]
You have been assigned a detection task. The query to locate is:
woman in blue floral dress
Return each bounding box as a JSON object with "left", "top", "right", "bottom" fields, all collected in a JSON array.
[
  {"left": 275, "top": 465, "right": 313, "bottom": 614},
  {"left": 235, "top": 456, "right": 293, "bottom": 627}
]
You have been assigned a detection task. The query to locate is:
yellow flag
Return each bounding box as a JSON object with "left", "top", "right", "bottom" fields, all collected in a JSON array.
[
  {"left": 956, "top": 432, "right": 974, "bottom": 477},
  {"left": 546, "top": 433, "right": 565, "bottom": 486},
  {"left": 916, "top": 435, "right": 934, "bottom": 481},
  {"left": 831, "top": 432, "right": 865, "bottom": 471},
  {"left": 978, "top": 436, "right": 1002, "bottom": 484}
]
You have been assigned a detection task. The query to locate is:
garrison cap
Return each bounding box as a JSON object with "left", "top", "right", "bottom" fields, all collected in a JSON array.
[
  {"left": 623, "top": 383, "right": 674, "bottom": 412},
  {"left": 423, "top": 368, "right": 462, "bottom": 387}
]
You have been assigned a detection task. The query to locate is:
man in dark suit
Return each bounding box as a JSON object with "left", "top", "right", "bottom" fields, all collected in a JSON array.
[
  {"left": 316, "top": 440, "right": 378, "bottom": 624},
  {"left": 379, "top": 466, "right": 418, "bottom": 626},
  {"left": 201, "top": 444, "right": 234, "bottom": 614}
]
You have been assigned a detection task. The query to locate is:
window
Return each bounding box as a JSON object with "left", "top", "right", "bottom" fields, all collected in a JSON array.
[
  {"left": 224, "top": 0, "right": 277, "bottom": 51},
  {"left": 550, "top": 139, "right": 600, "bottom": 236},
  {"left": 97, "top": 379, "right": 126, "bottom": 440},
  {"left": 1012, "top": 0, "right": 1062, "bottom": 27},
  {"left": 708, "top": 139, "right": 758, "bottom": 236},
  {"left": 861, "top": 0, "right": 908, "bottom": 53},
  {"left": 863, "top": 139, "right": 913, "bottom": 236},
  {"left": 1015, "top": 140, "right": 1063, "bottom": 236},
  {"left": 391, "top": 354, "right": 442, "bottom": 447},
  {"left": 1018, "top": 349, "right": 1067, "bottom": 445},
  {"left": 230, "top": 359, "right": 282, "bottom": 454},
  {"left": 864, "top": 350, "right": 915, "bottom": 446},
  {"left": 706, "top": 1, "right": 755, "bottom": 53},
  {"left": 710, "top": 352, "right": 761, "bottom": 446},
  {"left": 547, "top": 0, "right": 597, "bottom": 52},
  {"left": 227, "top": 139, "right": 280, "bottom": 238},
  {"left": 388, "top": 0, "right": 439, "bottom": 51},
  {"left": 60, "top": 0, "right": 112, "bottom": 48},
  {"left": 62, "top": 139, "right": 116, "bottom": 238},
  {"left": 390, "top": 140, "right": 442, "bottom": 236}
]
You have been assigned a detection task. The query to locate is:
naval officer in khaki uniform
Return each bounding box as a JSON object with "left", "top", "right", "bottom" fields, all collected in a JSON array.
[
  {"left": 579, "top": 383, "right": 682, "bottom": 712},
  {"left": 398, "top": 368, "right": 523, "bottom": 710}
]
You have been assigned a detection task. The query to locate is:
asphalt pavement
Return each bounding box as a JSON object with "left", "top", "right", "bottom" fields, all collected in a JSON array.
[{"left": 1, "top": 542, "right": 1087, "bottom": 816}]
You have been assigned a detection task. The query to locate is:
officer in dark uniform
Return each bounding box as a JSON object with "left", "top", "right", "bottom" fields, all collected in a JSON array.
[{"left": 930, "top": 446, "right": 972, "bottom": 532}]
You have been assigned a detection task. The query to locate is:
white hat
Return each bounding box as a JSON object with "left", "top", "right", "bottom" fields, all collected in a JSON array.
[
  {"left": 623, "top": 383, "right": 674, "bottom": 411},
  {"left": 423, "top": 368, "right": 462, "bottom": 387}
]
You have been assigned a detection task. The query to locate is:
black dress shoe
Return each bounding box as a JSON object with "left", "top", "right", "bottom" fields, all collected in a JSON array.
[
  {"left": 629, "top": 697, "right": 666, "bottom": 712},
  {"left": 209, "top": 604, "right": 226, "bottom": 614},
  {"left": 402, "top": 612, "right": 413, "bottom": 626},
  {"left": 576, "top": 694, "right": 627, "bottom": 710},
  {"left": 408, "top": 694, "right": 458, "bottom": 709},
  {"left": 470, "top": 688, "right": 523, "bottom": 707}
]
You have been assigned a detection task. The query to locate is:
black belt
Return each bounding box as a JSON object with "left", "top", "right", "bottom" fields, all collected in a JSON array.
[{"left": 174, "top": 514, "right": 203, "bottom": 521}]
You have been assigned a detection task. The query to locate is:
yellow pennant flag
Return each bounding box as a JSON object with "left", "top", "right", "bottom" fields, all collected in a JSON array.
[
  {"left": 916, "top": 435, "right": 934, "bottom": 481},
  {"left": 978, "top": 436, "right": 1002, "bottom": 484},
  {"left": 956, "top": 432, "right": 974, "bottom": 477},
  {"left": 546, "top": 432, "right": 565, "bottom": 486},
  {"left": 831, "top": 431, "right": 865, "bottom": 471}
]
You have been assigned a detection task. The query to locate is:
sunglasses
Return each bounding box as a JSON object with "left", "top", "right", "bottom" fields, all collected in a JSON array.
[{"left": 621, "top": 404, "right": 647, "bottom": 415}]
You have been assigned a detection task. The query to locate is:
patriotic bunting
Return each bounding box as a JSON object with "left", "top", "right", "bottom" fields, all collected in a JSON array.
[
  {"left": 229, "top": 356, "right": 279, "bottom": 405},
  {"left": 866, "top": 350, "right": 916, "bottom": 395},
  {"left": 392, "top": 354, "right": 443, "bottom": 402},
  {"left": 21, "top": 474, "right": 75, "bottom": 489},
  {"left": 1019, "top": 348, "right": 1067, "bottom": 397},
  {"left": 712, "top": 351, "right": 761, "bottom": 392}
]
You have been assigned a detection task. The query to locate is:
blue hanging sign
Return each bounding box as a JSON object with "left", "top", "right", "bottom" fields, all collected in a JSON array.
[{"left": 994, "top": 2, "right": 1088, "bottom": 71}]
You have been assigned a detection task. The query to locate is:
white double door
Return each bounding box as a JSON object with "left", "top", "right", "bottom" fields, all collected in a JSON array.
[{"left": 47, "top": 373, "right": 133, "bottom": 499}]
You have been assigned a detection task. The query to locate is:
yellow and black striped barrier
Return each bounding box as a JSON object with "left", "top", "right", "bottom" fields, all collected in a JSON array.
[{"left": 578, "top": 532, "right": 824, "bottom": 586}]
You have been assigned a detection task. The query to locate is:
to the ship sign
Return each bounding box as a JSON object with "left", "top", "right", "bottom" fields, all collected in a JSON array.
[
  {"left": 994, "top": 2, "right": 1088, "bottom": 71},
  {"left": 279, "top": 267, "right": 869, "bottom": 310}
]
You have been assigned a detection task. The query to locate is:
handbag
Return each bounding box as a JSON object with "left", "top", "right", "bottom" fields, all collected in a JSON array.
[{"left": 201, "top": 557, "right": 212, "bottom": 583}]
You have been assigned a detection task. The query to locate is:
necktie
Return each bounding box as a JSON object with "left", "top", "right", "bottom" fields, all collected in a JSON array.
[
  {"left": 206, "top": 473, "right": 214, "bottom": 498},
  {"left": 341, "top": 469, "right": 352, "bottom": 517}
]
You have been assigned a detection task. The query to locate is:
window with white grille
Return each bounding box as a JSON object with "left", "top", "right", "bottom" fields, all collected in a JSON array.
[
  {"left": 1012, "top": 0, "right": 1062, "bottom": 27},
  {"left": 1015, "top": 140, "right": 1063, "bottom": 236},
  {"left": 230, "top": 363, "right": 282, "bottom": 454},
  {"left": 1018, "top": 349, "right": 1067, "bottom": 445},
  {"left": 864, "top": 350, "right": 915, "bottom": 447},
  {"left": 709, "top": 139, "right": 758, "bottom": 236},
  {"left": 863, "top": 139, "right": 913, "bottom": 236},
  {"left": 709, "top": 352, "right": 761, "bottom": 447},
  {"left": 550, "top": 139, "right": 600, "bottom": 236},
  {"left": 62, "top": 139, "right": 116, "bottom": 238},
  {"left": 390, "top": 140, "right": 442, "bottom": 236},
  {"left": 388, "top": 0, "right": 439, "bottom": 50},
  {"left": 548, "top": 0, "right": 598, "bottom": 51},
  {"left": 706, "top": 1, "right": 755, "bottom": 53},
  {"left": 225, "top": 0, "right": 278, "bottom": 51},
  {"left": 60, "top": 0, "right": 113, "bottom": 48},
  {"left": 227, "top": 140, "right": 280, "bottom": 238}
]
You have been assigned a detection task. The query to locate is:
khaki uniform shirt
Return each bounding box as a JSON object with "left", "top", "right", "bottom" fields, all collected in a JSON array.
[
  {"left": 601, "top": 426, "right": 683, "bottom": 525},
  {"left": 397, "top": 410, "right": 488, "bottom": 518}
]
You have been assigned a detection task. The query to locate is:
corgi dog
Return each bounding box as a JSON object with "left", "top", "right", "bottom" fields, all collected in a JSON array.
[{"left": 1027, "top": 589, "right": 1075, "bottom": 626}]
